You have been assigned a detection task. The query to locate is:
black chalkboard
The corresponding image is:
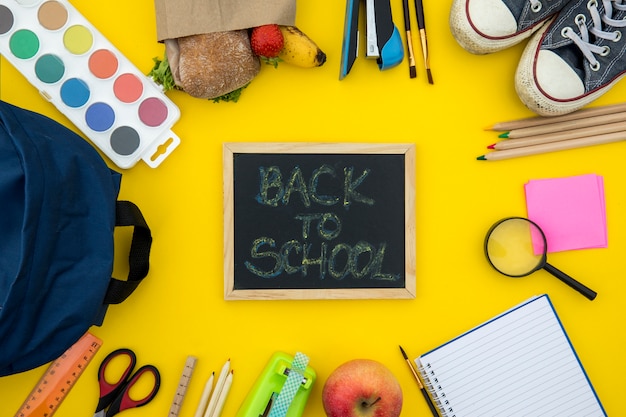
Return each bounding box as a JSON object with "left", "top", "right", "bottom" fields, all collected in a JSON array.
[{"left": 223, "top": 143, "right": 415, "bottom": 300}]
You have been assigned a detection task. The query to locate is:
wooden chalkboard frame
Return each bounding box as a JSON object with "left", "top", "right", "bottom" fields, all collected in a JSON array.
[{"left": 223, "top": 142, "right": 416, "bottom": 300}]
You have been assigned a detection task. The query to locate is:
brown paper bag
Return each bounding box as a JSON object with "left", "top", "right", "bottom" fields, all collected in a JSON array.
[{"left": 154, "top": 0, "right": 297, "bottom": 41}]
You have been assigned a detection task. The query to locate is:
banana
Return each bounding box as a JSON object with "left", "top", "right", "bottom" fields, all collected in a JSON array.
[{"left": 278, "top": 25, "right": 326, "bottom": 68}]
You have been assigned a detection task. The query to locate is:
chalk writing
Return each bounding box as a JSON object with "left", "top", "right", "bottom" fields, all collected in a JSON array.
[
  {"left": 244, "top": 163, "right": 400, "bottom": 283},
  {"left": 256, "top": 165, "right": 375, "bottom": 209}
]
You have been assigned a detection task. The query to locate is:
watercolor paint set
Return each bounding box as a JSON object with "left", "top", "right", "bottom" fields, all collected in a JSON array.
[{"left": 0, "top": 0, "right": 181, "bottom": 169}]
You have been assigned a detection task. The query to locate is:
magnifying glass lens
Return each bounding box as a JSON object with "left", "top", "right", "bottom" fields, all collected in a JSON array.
[{"left": 486, "top": 218, "right": 546, "bottom": 276}]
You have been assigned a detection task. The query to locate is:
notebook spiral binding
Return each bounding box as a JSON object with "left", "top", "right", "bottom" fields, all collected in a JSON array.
[{"left": 417, "top": 362, "right": 455, "bottom": 417}]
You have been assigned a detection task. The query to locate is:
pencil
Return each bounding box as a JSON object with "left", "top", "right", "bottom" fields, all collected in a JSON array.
[
  {"left": 194, "top": 372, "right": 215, "bottom": 417},
  {"left": 478, "top": 130, "right": 626, "bottom": 160},
  {"left": 413, "top": 0, "right": 433, "bottom": 84},
  {"left": 401, "top": 0, "right": 417, "bottom": 78},
  {"left": 210, "top": 370, "right": 233, "bottom": 417},
  {"left": 399, "top": 345, "right": 439, "bottom": 416},
  {"left": 489, "top": 120, "right": 626, "bottom": 150},
  {"left": 500, "top": 111, "right": 626, "bottom": 138},
  {"left": 203, "top": 359, "right": 230, "bottom": 417},
  {"left": 484, "top": 101, "right": 626, "bottom": 131}
]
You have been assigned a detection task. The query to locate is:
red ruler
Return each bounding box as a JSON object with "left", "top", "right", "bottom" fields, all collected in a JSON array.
[{"left": 15, "top": 332, "right": 103, "bottom": 417}]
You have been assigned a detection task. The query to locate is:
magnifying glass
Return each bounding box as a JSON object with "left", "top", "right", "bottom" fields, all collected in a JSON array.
[{"left": 484, "top": 217, "right": 597, "bottom": 301}]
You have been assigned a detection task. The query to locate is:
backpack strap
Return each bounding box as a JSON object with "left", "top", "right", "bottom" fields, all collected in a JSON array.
[{"left": 104, "top": 201, "right": 152, "bottom": 305}]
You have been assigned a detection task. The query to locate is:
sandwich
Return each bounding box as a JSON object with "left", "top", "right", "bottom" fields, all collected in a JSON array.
[{"left": 150, "top": 30, "right": 260, "bottom": 102}]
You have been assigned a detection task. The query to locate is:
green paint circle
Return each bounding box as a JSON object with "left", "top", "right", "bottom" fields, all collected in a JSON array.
[
  {"left": 9, "top": 29, "right": 39, "bottom": 59},
  {"left": 35, "top": 54, "right": 65, "bottom": 83}
]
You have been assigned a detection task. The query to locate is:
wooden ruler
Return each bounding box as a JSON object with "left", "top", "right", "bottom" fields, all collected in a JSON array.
[
  {"left": 168, "top": 355, "right": 198, "bottom": 417},
  {"left": 15, "top": 332, "right": 103, "bottom": 417}
]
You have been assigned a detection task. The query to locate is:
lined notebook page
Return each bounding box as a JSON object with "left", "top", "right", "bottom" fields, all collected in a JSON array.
[{"left": 415, "top": 295, "right": 606, "bottom": 417}]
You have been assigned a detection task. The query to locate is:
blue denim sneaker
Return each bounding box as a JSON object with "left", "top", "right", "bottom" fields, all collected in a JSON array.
[
  {"left": 450, "top": 0, "right": 573, "bottom": 54},
  {"left": 516, "top": 0, "right": 626, "bottom": 115}
]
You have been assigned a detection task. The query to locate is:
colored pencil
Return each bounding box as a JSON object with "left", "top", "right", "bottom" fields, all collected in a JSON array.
[
  {"left": 203, "top": 359, "right": 230, "bottom": 417},
  {"left": 401, "top": 0, "right": 417, "bottom": 78},
  {"left": 478, "top": 130, "right": 626, "bottom": 160},
  {"left": 194, "top": 372, "right": 215, "bottom": 417},
  {"left": 399, "top": 345, "right": 439, "bottom": 416},
  {"left": 413, "top": 0, "right": 433, "bottom": 84},
  {"left": 489, "top": 120, "right": 626, "bottom": 150},
  {"left": 500, "top": 111, "right": 626, "bottom": 138},
  {"left": 484, "top": 101, "right": 626, "bottom": 131},
  {"left": 210, "top": 370, "right": 233, "bottom": 417}
]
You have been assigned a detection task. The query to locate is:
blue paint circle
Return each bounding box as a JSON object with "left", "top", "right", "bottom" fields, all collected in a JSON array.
[
  {"left": 60, "top": 78, "right": 90, "bottom": 108},
  {"left": 85, "top": 102, "right": 114, "bottom": 132}
]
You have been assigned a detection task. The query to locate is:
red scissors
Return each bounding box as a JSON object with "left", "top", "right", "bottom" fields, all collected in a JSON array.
[{"left": 93, "top": 348, "right": 161, "bottom": 417}]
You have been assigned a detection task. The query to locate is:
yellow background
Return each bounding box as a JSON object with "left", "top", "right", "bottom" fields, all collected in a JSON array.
[{"left": 1, "top": 0, "right": 625, "bottom": 415}]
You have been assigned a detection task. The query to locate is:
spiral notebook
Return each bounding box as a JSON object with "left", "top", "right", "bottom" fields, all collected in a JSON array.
[{"left": 415, "top": 295, "right": 606, "bottom": 417}]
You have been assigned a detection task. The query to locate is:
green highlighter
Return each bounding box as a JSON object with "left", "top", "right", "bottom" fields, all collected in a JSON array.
[{"left": 235, "top": 352, "right": 316, "bottom": 417}]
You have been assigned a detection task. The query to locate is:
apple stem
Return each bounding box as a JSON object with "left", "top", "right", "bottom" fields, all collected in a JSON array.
[{"left": 363, "top": 397, "right": 382, "bottom": 408}]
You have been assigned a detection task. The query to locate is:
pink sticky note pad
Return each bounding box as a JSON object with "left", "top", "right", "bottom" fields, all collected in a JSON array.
[{"left": 525, "top": 174, "right": 607, "bottom": 253}]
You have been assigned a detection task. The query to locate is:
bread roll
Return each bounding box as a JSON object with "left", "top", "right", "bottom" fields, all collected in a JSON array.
[{"left": 177, "top": 30, "right": 260, "bottom": 99}]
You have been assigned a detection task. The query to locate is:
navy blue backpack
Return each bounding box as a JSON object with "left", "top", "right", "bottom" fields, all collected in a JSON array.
[{"left": 0, "top": 100, "right": 152, "bottom": 376}]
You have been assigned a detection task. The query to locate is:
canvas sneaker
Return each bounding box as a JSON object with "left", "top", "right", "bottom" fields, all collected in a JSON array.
[
  {"left": 450, "top": 0, "right": 573, "bottom": 54},
  {"left": 516, "top": 0, "right": 626, "bottom": 116}
]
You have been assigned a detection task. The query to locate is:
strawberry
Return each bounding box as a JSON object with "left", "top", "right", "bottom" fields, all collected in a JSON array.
[{"left": 250, "top": 24, "right": 284, "bottom": 67}]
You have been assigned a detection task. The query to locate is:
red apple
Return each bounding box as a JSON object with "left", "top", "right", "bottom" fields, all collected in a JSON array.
[{"left": 322, "top": 359, "right": 403, "bottom": 417}]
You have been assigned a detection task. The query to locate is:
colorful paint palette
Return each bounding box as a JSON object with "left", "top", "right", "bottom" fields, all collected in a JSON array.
[{"left": 0, "top": 0, "right": 181, "bottom": 169}]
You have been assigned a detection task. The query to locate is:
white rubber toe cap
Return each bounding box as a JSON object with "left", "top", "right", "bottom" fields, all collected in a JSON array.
[
  {"left": 468, "top": 0, "right": 518, "bottom": 37},
  {"left": 535, "top": 49, "right": 585, "bottom": 99}
]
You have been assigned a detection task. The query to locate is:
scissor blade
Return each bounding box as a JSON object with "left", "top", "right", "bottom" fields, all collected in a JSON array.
[
  {"left": 93, "top": 410, "right": 106, "bottom": 417},
  {"left": 339, "top": 0, "right": 360, "bottom": 79}
]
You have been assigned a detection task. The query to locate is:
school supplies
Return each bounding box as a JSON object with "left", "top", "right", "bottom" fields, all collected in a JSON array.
[
  {"left": 194, "top": 373, "right": 215, "bottom": 417},
  {"left": 235, "top": 352, "right": 316, "bottom": 417},
  {"left": 401, "top": 0, "right": 417, "bottom": 78},
  {"left": 94, "top": 348, "right": 161, "bottom": 417},
  {"left": 484, "top": 217, "right": 597, "bottom": 300},
  {"left": 413, "top": 0, "right": 433, "bottom": 84},
  {"left": 525, "top": 174, "right": 607, "bottom": 253},
  {"left": 0, "top": 100, "right": 152, "bottom": 377},
  {"left": 15, "top": 332, "right": 103, "bottom": 417},
  {"left": 500, "top": 111, "right": 626, "bottom": 139},
  {"left": 488, "top": 120, "right": 626, "bottom": 151},
  {"left": 485, "top": 101, "right": 626, "bottom": 132},
  {"left": 169, "top": 356, "right": 198, "bottom": 417},
  {"left": 210, "top": 370, "right": 233, "bottom": 417},
  {"left": 414, "top": 295, "right": 606, "bottom": 416},
  {"left": 398, "top": 346, "right": 438, "bottom": 416},
  {"left": 199, "top": 359, "right": 232, "bottom": 417},
  {"left": 0, "top": 0, "right": 180, "bottom": 169},
  {"left": 339, "top": 0, "right": 404, "bottom": 79},
  {"left": 477, "top": 131, "right": 626, "bottom": 160},
  {"left": 481, "top": 102, "right": 626, "bottom": 159}
]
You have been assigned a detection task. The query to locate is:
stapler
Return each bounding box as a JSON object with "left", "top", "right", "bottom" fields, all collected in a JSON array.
[
  {"left": 235, "top": 352, "right": 316, "bottom": 417},
  {"left": 340, "top": 0, "right": 404, "bottom": 79}
]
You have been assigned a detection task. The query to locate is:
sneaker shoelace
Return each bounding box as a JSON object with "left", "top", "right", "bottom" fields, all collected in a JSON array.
[{"left": 561, "top": 0, "right": 626, "bottom": 71}]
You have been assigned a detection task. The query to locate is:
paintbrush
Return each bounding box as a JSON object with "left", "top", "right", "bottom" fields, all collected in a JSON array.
[
  {"left": 399, "top": 345, "right": 439, "bottom": 416},
  {"left": 401, "top": 0, "right": 417, "bottom": 78},
  {"left": 413, "top": 0, "right": 433, "bottom": 84}
]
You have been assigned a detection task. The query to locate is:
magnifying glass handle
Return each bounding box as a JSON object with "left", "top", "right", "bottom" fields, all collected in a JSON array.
[{"left": 543, "top": 263, "right": 597, "bottom": 301}]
